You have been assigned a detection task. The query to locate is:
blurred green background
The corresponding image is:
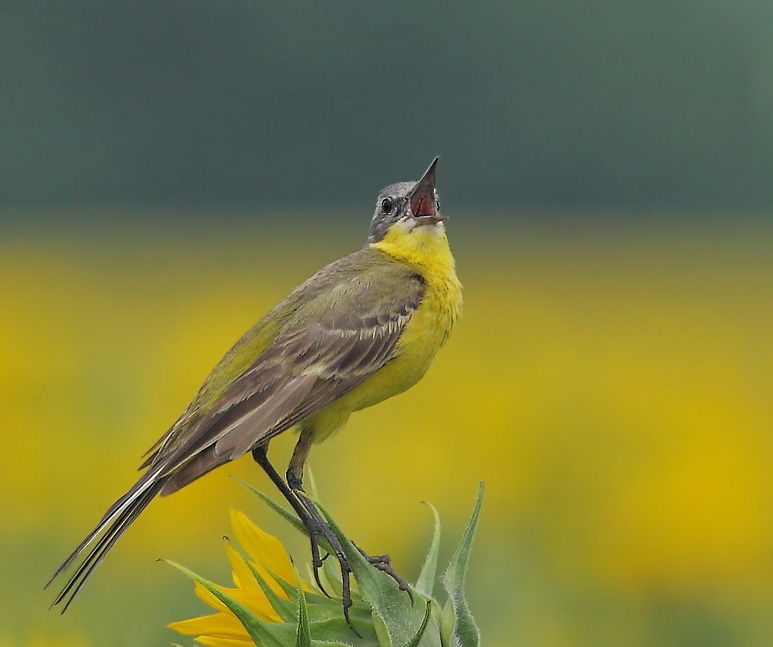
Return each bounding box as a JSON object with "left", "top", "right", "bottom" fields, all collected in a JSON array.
[{"left": 1, "top": 2, "right": 772, "bottom": 646}]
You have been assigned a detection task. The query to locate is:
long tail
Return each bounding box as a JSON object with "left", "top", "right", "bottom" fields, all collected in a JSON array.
[{"left": 45, "top": 470, "right": 167, "bottom": 612}]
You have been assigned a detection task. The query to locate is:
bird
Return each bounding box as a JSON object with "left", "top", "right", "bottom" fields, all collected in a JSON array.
[{"left": 46, "top": 157, "right": 462, "bottom": 627}]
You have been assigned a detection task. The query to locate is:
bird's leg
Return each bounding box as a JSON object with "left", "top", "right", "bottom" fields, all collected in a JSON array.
[
  {"left": 253, "top": 441, "right": 358, "bottom": 635},
  {"left": 288, "top": 438, "right": 412, "bottom": 607},
  {"left": 250, "top": 445, "right": 327, "bottom": 592},
  {"left": 289, "top": 432, "right": 412, "bottom": 604},
  {"left": 286, "top": 429, "right": 314, "bottom": 493},
  {"left": 286, "top": 431, "right": 358, "bottom": 634}
]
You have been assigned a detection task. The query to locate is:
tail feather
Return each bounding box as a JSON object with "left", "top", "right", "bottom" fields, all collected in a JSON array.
[{"left": 46, "top": 475, "right": 166, "bottom": 610}]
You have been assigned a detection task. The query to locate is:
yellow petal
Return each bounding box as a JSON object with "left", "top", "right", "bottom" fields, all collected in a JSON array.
[
  {"left": 229, "top": 586, "right": 281, "bottom": 622},
  {"left": 224, "top": 544, "right": 284, "bottom": 620},
  {"left": 194, "top": 579, "right": 281, "bottom": 623},
  {"left": 194, "top": 581, "right": 231, "bottom": 613},
  {"left": 168, "top": 611, "right": 246, "bottom": 638},
  {"left": 247, "top": 556, "right": 293, "bottom": 600},
  {"left": 225, "top": 543, "right": 263, "bottom": 593},
  {"left": 230, "top": 509, "right": 296, "bottom": 585},
  {"left": 195, "top": 637, "right": 254, "bottom": 647}
]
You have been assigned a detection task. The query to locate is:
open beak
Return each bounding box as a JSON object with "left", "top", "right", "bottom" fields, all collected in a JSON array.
[{"left": 409, "top": 157, "right": 446, "bottom": 225}]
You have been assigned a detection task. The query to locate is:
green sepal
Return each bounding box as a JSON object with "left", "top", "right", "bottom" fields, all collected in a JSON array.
[
  {"left": 309, "top": 617, "right": 380, "bottom": 645},
  {"left": 430, "top": 602, "right": 448, "bottom": 647},
  {"left": 440, "top": 483, "right": 484, "bottom": 647},
  {"left": 262, "top": 557, "right": 374, "bottom": 640},
  {"left": 243, "top": 559, "right": 297, "bottom": 623},
  {"left": 400, "top": 600, "right": 433, "bottom": 647},
  {"left": 315, "top": 499, "right": 441, "bottom": 647},
  {"left": 231, "top": 476, "right": 307, "bottom": 535},
  {"left": 163, "top": 559, "right": 294, "bottom": 647},
  {"left": 415, "top": 502, "right": 441, "bottom": 597},
  {"left": 295, "top": 566, "right": 312, "bottom": 647},
  {"left": 439, "top": 600, "right": 455, "bottom": 647},
  {"left": 264, "top": 562, "right": 303, "bottom": 602},
  {"left": 234, "top": 476, "right": 341, "bottom": 565}
]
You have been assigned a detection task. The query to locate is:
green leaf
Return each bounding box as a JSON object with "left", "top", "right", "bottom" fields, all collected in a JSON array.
[
  {"left": 441, "top": 483, "right": 484, "bottom": 647},
  {"left": 309, "top": 617, "right": 379, "bottom": 645},
  {"left": 163, "top": 559, "right": 294, "bottom": 647},
  {"left": 244, "top": 559, "right": 297, "bottom": 623},
  {"left": 264, "top": 562, "right": 302, "bottom": 602},
  {"left": 430, "top": 603, "right": 448, "bottom": 647},
  {"left": 296, "top": 567, "right": 313, "bottom": 647},
  {"left": 260, "top": 561, "right": 373, "bottom": 635},
  {"left": 316, "top": 499, "right": 441, "bottom": 647},
  {"left": 237, "top": 476, "right": 341, "bottom": 564},
  {"left": 401, "top": 601, "right": 433, "bottom": 647},
  {"left": 415, "top": 502, "right": 441, "bottom": 597},
  {"left": 231, "top": 476, "right": 307, "bottom": 535},
  {"left": 439, "top": 600, "right": 456, "bottom": 647}
]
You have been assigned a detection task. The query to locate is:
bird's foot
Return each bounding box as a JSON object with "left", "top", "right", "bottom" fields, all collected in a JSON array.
[
  {"left": 292, "top": 489, "right": 360, "bottom": 636},
  {"left": 354, "top": 544, "right": 414, "bottom": 604},
  {"left": 250, "top": 447, "right": 358, "bottom": 634}
]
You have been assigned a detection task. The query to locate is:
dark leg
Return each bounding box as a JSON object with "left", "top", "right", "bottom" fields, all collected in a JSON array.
[
  {"left": 286, "top": 430, "right": 412, "bottom": 605},
  {"left": 286, "top": 428, "right": 314, "bottom": 491},
  {"left": 285, "top": 431, "right": 359, "bottom": 630},
  {"left": 252, "top": 442, "right": 358, "bottom": 635},
  {"left": 251, "top": 444, "right": 326, "bottom": 588},
  {"left": 284, "top": 430, "right": 328, "bottom": 594}
]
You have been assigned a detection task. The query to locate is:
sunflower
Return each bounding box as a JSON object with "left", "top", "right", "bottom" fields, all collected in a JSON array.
[
  {"left": 168, "top": 483, "right": 483, "bottom": 647},
  {"left": 169, "top": 509, "right": 306, "bottom": 646}
]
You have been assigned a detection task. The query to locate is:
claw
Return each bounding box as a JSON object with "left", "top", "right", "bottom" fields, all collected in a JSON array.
[
  {"left": 252, "top": 448, "right": 361, "bottom": 634},
  {"left": 293, "top": 489, "right": 361, "bottom": 636},
  {"left": 354, "top": 543, "right": 414, "bottom": 605},
  {"left": 311, "top": 566, "right": 329, "bottom": 598},
  {"left": 339, "top": 558, "right": 361, "bottom": 638},
  {"left": 309, "top": 533, "right": 328, "bottom": 595}
]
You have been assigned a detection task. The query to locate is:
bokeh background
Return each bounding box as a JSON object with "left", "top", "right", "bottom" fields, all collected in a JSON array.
[{"left": 1, "top": 2, "right": 772, "bottom": 646}]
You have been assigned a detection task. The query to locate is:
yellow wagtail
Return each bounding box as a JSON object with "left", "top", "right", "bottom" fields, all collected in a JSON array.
[{"left": 47, "top": 158, "right": 462, "bottom": 626}]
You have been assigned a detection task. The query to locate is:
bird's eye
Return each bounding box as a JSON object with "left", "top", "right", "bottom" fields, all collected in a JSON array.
[{"left": 381, "top": 198, "right": 393, "bottom": 214}]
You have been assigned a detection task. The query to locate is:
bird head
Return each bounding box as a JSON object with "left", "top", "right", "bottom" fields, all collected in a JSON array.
[{"left": 367, "top": 157, "right": 446, "bottom": 244}]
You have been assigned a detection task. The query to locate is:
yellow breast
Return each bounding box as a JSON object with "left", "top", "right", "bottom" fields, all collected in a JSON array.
[
  {"left": 373, "top": 220, "right": 463, "bottom": 370},
  {"left": 309, "top": 222, "right": 462, "bottom": 441}
]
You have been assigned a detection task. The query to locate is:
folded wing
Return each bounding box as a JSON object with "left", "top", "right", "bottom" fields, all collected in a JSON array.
[{"left": 155, "top": 259, "right": 425, "bottom": 493}]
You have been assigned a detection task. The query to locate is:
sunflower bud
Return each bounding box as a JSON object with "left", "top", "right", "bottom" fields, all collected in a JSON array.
[{"left": 167, "top": 481, "right": 484, "bottom": 647}]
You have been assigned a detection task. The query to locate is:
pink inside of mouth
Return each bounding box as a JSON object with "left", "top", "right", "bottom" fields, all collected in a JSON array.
[{"left": 410, "top": 192, "right": 435, "bottom": 217}]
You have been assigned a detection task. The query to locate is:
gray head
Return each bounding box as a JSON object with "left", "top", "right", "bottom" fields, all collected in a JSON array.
[{"left": 367, "top": 157, "right": 445, "bottom": 243}]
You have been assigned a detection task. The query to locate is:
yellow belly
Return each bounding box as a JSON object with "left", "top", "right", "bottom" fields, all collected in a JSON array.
[{"left": 308, "top": 222, "right": 462, "bottom": 443}]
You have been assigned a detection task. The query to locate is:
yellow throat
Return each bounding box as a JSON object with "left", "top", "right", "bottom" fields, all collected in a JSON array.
[
  {"left": 373, "top": 220, "right": 459, "bottom": 290},
  {"left": 371, "top": 219, "right": 463, "bottom": 343},
  {"left": 305, "top": 219, "right": 463, "bottom": 443}
]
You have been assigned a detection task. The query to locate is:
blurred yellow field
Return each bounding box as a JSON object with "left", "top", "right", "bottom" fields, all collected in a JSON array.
[{"left": 1, "top": 215, "right": 771, "bottom": 646}]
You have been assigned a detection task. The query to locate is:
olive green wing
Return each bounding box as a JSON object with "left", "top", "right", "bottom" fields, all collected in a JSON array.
[
  {"left": 47, "top": 250, "right": 424, "bottom": 612},
  {"left": 153, "top": 251, "right": 425, "bottom": 493},
  {"left": 138, "top": 297, "right": 284, "bottom": 468}
]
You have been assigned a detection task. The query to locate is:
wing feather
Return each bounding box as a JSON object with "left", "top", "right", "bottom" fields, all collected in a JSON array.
[
  {"left": 213, "top": 374, "right": 316, "bottom": 458},
  {"left": 154, "top": 255, "right": 425, "bottom": 493}
]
